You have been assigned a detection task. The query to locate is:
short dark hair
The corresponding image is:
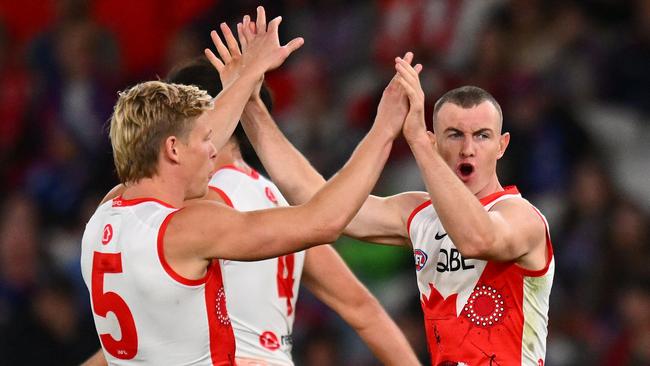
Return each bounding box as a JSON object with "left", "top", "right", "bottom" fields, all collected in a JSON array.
[
  {"left": 433, "top": 86, "right": 503, "bottom": 129},
  {"left": 166, "top": 57, "right": 274, "bottom": 149}
]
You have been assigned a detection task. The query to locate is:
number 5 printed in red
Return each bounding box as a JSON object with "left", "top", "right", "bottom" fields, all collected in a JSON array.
[{"left": 92, "top": 252, "right": 138, "bottom": 359}]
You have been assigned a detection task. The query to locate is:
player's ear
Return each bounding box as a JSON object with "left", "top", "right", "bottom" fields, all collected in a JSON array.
[
  {"left": 164, "top": 136, "right": 182, "bottom": 164},
  {"left": 497, "top": 132, "right": 510, "bottom": 159}
]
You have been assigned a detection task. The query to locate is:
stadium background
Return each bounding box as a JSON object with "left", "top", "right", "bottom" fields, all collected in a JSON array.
[{"left": 0, "top": 0, "right": 648, "bottom": 364}]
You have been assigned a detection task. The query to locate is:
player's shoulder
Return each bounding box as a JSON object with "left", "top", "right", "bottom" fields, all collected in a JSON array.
[
  {"left": 491, "top": 197, "right": 547, "bottom": 239},
  {"left": 490, "top": 195, "right": 541, "bottom": 217},
  {"left": 165, "top": 200, "right": 235, "bottom": 245},
  {"left": 381, "top": 191, "right": 433, "bottom": 225},
  {"left": 389, "top": 191, "right": 431, "bottom": 212}
]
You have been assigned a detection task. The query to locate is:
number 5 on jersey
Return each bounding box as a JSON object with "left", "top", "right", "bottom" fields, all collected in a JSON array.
[{"left": 92, "top": 252, "right": 138, "bottom": 359}]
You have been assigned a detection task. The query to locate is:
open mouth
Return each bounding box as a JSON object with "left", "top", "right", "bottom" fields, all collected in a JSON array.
[{"left": 457, "top": 163, "right": 475, "bottom": 180}]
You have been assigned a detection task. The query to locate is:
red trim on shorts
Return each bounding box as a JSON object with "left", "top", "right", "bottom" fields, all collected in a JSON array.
[
  {"left": 217, "top": 164, "right": 259, "bottom": 180},
  {"left": 479, "top": 185, "right": 520, "bottom": 206},
  {"left": 112, "top": 196, "right": 176, "bottom": 209},
  {"left": 157, "top": 209, "right": 207, "bottom": 286},
  {"left": 209, "top": 186, "right": 234, "bottom": 208},
  {"left": 407, "top": 200, "right": 432, "bottom": 239}
]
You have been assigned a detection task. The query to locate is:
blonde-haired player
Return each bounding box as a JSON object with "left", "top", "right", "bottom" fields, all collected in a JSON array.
[
  {"left": 80, "top": 7, "right": 414, "bottom": 366},
  {"left": 167, "top": 57, "right": 420, "bottom": 366}
]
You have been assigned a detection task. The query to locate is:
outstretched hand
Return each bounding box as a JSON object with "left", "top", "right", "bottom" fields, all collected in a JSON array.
[
  {"left": 394, "top": 54, "right": 426, "bottom": 141},
  {"left": 205, "top": 6, "right": 304, "bottom": 88},
  {"left": 374, "top": 52, "right": 422, "bottom": 138},
  {"left": 205, "top": 20, "right": 245, "bottom": 89}
]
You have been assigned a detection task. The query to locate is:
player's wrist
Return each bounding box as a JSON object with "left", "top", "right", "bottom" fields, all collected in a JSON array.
[
  {"left": 239, "top": 65, "right": 266, "bottom": 83},
  {"left": 368, "top": 122, "right": 399, "bottom": 143}
]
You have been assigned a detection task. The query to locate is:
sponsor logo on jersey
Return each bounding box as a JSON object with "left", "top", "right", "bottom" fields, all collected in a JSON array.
[
  {"left": 259, "top": 331, "right": 280, "bottom": 351},
  {"left": 102, "top": 224, "right": 113, "bottom": 245},
  {"left": 414, "top": 249, "right": 428, "bottom": 271},
  {"left": 436, "top": 248, "right": 475, "bottom": 272},
  {"left": 265, "top": 187, "right": 278, "bottom": 205},
  {"left": 434, "top": 232, "right": 448, "bottom": 240}
]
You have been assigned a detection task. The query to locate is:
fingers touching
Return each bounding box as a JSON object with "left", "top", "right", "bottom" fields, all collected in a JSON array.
[{"left": 394, "top": 52, "right": 424, "bottom": 102}]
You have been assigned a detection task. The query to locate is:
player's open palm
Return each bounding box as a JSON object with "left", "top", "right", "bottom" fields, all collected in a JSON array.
[
  {"left": 240, "top": 6, "right": 304, "bottom": 75},
  {"left": 205, "top": 20, "right": 246, "bottom": 89},
  {"left": 204, "top": 7, "right": 302, "bottom": 91},
  {"left": 395, "top": 55, "right": 426, "bottom": 141}
]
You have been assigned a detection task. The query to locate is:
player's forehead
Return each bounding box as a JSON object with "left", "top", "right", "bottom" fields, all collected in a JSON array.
[
  {"left": 435, "top": 101, "right": 501, "bottom": 133},
  {"left": 189, "top": 110, "right": 211, "bottom": 135}
]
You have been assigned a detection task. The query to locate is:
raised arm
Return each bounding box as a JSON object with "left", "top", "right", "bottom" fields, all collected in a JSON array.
[
  {"left": 239, "top": 54, "right": 414, "bottom": 205},
  {"left": 302, "top": 246, "right": 421, "bottom": 366},
  {"left": 172, "top": 77, "right": 405, "bottom": 261},
  {"left": 396, "top": 56, "right": 547, "bottom": 270},
  {"left": 238, "top": 54, "right": 427, "bottom": 246},
  {"left": 203, "top": 6, "right": 303, "bottom": 151}
]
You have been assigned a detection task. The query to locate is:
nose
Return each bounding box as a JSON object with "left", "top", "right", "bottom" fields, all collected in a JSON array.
[
  {"left": 209, "top": 142, "right": 217, "bottom": 160},
  {"left": 460, "top": 136, "right": 475, "bottom": 158}
]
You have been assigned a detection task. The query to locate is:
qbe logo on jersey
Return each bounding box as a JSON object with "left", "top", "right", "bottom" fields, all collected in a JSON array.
[{"left": 414, "top": 249, "right": 428, "bottom": 271}]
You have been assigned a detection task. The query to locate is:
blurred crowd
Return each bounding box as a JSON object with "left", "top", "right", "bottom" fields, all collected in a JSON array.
[{"left": 0, "top": 0, "right": 649, "bottom": 365}]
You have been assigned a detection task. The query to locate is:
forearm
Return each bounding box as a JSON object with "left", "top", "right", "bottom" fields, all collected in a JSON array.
[
  {"left": 347, "top": 299, "right": 420, "bottom": 366},
  {"left": 241, "top": 97, "right": 325, "bottom": 204},
  {"left": 407, "top": 134, "right": 495, "bottom": 255},
  {"left": 302, "top": 247, "right": 420, "bottom": 365},
  {"left": 208, "top": 71, "right": 263, "bottom": 150}
]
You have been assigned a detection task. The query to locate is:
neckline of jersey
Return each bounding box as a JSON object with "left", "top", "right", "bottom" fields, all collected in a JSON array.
[
  {"left": 112, "top": 196, "right": 177, "bottom": 209},
  {"left": 217, "top": 164, "right": 260, "bottom": 180},
  {"left": 478, "top": 185, "right": 519, "bottom": 206}
]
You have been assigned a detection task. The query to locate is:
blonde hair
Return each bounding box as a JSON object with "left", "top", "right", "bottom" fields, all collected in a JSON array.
[{"left": 109, "top": 80, "right": 213, "bottom": 183}]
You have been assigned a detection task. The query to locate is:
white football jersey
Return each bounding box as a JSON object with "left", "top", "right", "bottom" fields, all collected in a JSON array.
[
  {"left": 209, "top": 165, "right": 306, "bottom": 366},
  {"left": 408, "top": 186, "right": 554, "bottom": 365},
  {"left": 81, "top": 197, "right": 235, "bottom": 365}
]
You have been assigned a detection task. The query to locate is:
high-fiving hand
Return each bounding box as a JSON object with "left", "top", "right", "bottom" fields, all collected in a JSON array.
[
  {"left": 394, "top": 53, "right": 428, "bottom": 143},
  {"left": 205, "top": 6, "right": 304, "bottom": 91},
  {"left": 374, "top": 52, "right": 423, "bottom": 138}
]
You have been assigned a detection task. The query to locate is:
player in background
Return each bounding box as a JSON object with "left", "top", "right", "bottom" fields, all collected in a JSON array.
[
  {"left": 167, "top": 58, "right": 420, "bottom": 366},
  {"left": 80, "top": 7, "right": 413, "bottom": 366},
  {"left": 236, "top": 51, "right": 554, "bottom": 365}
]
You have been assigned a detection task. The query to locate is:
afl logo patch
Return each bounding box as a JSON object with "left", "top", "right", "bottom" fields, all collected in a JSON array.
[
  {"left": 259, "top": 331, "right": 280, "bottom": 351},
  {"left": 102, "top": 224, "right": 113, "bottom": 245},
  {"left": 414, "top": 249, "right": 428, "bottom": 271}
]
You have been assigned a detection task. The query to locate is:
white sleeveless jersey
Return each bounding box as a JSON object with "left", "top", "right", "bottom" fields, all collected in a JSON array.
[
  {"left": 80, "top": 197, "right": 235, "bottom": 365},
  {"left": 208, "top": 165, "right": 306, "bottom": 366},
  {"left": 407, "top": 186, "right": 554, "bottom": 366}
]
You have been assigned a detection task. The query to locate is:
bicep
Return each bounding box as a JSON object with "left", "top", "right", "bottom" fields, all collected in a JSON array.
[
  {"left": 345, "top": 192, "right": 429, "bottom": 246},
  {"left": 344, "top": 195, "right": 410, "bottom": 246},
  {"left": 180, "top": 202, "right": 326, "bottom": 261},
  {"left": 486, "top": 202, "right": 546, "bottom": 262}
]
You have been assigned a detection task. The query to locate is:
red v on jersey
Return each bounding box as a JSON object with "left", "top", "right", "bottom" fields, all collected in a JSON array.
[{"left": 408, "top": 186, "right": 554, "bottom": 365}]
